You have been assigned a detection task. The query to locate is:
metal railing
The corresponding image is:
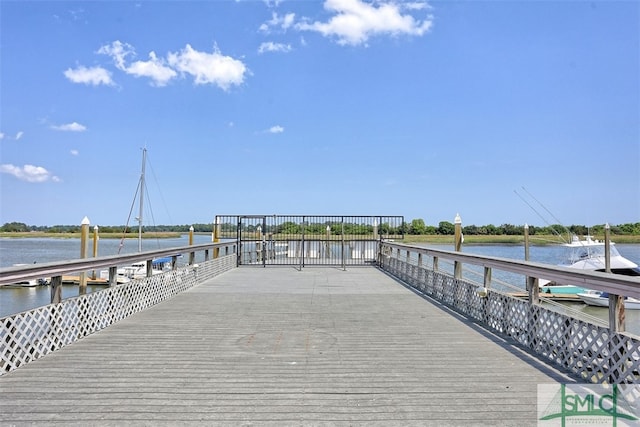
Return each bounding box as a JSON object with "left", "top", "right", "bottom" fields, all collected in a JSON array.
[
  {"left": 214, "top": 215, "right": 404, "bottom": 267},
  {"left": 1, "top": 242, "right": 237, "bottom": 375},
  {"left": 0, "top": 242, "right": 236, "bottom": 288},
  {"left": 379, "top": 241, "right": 640, "bottom": 385}
]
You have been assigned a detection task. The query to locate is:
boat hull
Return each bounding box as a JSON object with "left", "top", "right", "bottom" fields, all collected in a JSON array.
[{"left": 577, "top": 292, "right": 640, "bottom": 310}]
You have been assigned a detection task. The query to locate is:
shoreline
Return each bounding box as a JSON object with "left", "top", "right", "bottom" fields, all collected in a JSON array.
[
  {"left": 2, "top": 232, "right": 639, "bottom": 244},
  {"left": 0, "top": 231, "right": 183, "bottom": 239}
]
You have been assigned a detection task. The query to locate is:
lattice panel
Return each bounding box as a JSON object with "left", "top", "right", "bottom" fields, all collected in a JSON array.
[
  {"left": 1, "top": 255, "right": 236, "bottom": 375},
  {"left": 381, "top": 256, "right": 640, "bottom": 385}
]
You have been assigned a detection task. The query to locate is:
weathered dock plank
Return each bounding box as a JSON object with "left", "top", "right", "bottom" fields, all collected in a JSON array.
[{"left": 0, "top": 267, "right": 573, "bottom": 426}]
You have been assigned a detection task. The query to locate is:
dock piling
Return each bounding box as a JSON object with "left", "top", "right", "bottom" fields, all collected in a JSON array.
[{"left": 79, "top": 217, "right": 90, "bottom": 294}]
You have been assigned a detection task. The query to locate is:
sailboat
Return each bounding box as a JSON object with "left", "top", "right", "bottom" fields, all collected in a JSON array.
[{"left": 100, "top": 148, "right": 174, "bottom": 283}]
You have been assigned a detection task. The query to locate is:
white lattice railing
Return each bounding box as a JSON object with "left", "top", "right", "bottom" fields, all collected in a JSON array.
[
  {"left": 379, "top": 245, "right": 640, "bottom": 385},
  {"left": 1, "top": 255, "right": 236, "bottom": 376}
]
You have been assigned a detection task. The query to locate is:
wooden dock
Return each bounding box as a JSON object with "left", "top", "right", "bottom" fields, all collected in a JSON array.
[
  {"left": 61, "top": 275, "right": 109, "bottom": 285},
  {"left": 0, "top": 266, "right": 574, "bottom": 426}
]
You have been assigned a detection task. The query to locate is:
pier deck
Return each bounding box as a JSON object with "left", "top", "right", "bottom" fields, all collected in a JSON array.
[{"left": 0, "top": 267, "right": 573, "bottom": 426}]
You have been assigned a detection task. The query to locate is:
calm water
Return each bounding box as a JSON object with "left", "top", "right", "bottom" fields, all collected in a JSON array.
[
  {"left": 419, "top": 242, "right": 640, "bottom": 335},
  {"left": 0, "top": 234, "right": 214, "bottom": 317},
  {"left": 1, "top": 237, "right": 639, "bottom": 335},
  {"left": 0, "top": 234, "right": 215, "bottom": 268}
]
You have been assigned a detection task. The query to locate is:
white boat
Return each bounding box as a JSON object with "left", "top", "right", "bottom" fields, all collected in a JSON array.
[
  {"left": 539, "top": 235, "right": 640, "bottom": 295},
  {"left": 577, "top": 290, "right": 640, "bottom": 310},
  {"left": 100, "top": 257, "right": 174, "bottom": 283},
  {"left": 5, "top": 264, "right": 48, "bottom": 287},
  {"left": 559, "top": 235, "right": 639, "bottom": 274}
]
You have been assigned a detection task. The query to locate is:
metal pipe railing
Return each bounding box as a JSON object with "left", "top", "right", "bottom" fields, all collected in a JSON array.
[
  {"left": 380, "top": 241, "right": 640, "bottom": 299},
  {"left": 0, "top": 241, "right": 237, "bottom": 286}
]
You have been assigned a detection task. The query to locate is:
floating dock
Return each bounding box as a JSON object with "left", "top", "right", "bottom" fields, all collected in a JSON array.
[{"left": 61, "top": 275, "right": 109, "bottom": 285}]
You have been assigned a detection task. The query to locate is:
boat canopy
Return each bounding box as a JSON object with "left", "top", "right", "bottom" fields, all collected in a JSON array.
[{"left": 152, "top": 256, "right": 178, "bottom": 265}]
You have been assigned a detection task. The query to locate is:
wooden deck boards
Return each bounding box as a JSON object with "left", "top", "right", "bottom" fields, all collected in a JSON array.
[{"left": 0, "top": 267, "right": 574, "bottom": 426}]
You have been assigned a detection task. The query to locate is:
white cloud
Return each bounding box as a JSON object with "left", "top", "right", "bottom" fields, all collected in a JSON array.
[
  {"left": 268, "top": 125, "right": 284, "bottom": 134},
  {"left": 127, "top": 52, "right": 177, "bottom": 86},
  {"left": 98, "top": 41, "right": 176, "bottom": 86},
  {"left": 0, "top": 131, "right": 25, "bottom": 141},
  {"left": 0, "top": 164, "right": 61, "bottom": 183},
  {"left": 67, "top": 41, "right": 247, "bottom": 89},
  {"left": 260, "top": 12, "right": 296, "bottom": 33},
  {"left": 404, "top": 2, "right": 431, "bottom": 11},
  {"left": 258, "top": 42, "right": 293, "bottom": 54},
  {"left": 167, "top": 44, "right": 248, "bottom": 90},
  {"left": 97, "top": 40, "right": 135, "bottom": 70},
  {"left": 70, "top": 149, "right": 79, "bottom": 156},
  {"left": 51, "top": 122, "right": 87, "bottom": 132},
  {"left": 263, "top": 0, "right": 284, "bottom": 7},
  {"left": 64, "top": 65, "right": 114, "bottom": 86},
  {"left": 296, "top": 0, "right": 433, "bottom": 46}
]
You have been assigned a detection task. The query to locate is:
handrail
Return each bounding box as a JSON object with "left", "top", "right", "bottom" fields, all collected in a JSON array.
[
  {"left": 0, "top": 241, "right": 236, "bottom": 286},
  {"left": 381, "top": 241, "right": 640, "bottom": 299},
  {"left": 378, "top": 240, "right": 640, "bottom": 383}
]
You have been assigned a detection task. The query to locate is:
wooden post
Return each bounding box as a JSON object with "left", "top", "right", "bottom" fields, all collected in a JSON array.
[
  {"left": 146, "top": 259, "right": 153, "bottom": 278},
  {"left": 92, "top": 225, "right": 99, "bottom": 280},
  {"left": 604, "top": 223, "right": 625, "bottom": 332},
  {"left": 50, "top": 275, "right": 62, "bottom": 304},
  {"left": 484, "top": 267, "right": 492, "bottom": 289},
  {"left": 528, "top": 276, "right": 539, "bottom": 304},
  {"left": 454, "top": 213, "right": 462, "bottom": 279},
  {"left": 604, "top": 223, "right": 611, "bottom": 274},
  {"left": 406, "top": 250, "right": 411, "bottom": 278},
  {"left": 189, "top": 225, "right": 195, "bottom": 265},
  {"left": 481, "top": 266, "right": 492, "bottom": 321},
  {"left": 213, "top": 216, "right": 220, "bottom": 259},
  {"left": 524, "top": 223, "right": 540, "bottom": 304},
  {"left": 524, "top": 223, "right": 530, "bottom": 261},
  {"left": 524, "top": 223, "right": 530, "bottom": 289},
  {"left": 79, "top": 216, "right": 90, "bottom": 294},
  {"left": 108, "top": 266, "right": 117, "bottom": 287}
]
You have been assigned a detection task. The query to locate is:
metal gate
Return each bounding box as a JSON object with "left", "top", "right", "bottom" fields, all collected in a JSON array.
[{"left": 214, "top": 215, "right": 404, "bottom": 267}]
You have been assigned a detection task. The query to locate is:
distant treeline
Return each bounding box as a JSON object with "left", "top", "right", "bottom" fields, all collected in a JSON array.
[{"left": 2, "top": 221, "right": 639, "bottom": 236}]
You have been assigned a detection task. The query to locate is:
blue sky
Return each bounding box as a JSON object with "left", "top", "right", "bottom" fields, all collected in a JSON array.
[{"left": 1, "top": 0, "right": 638, "bottom": 228}]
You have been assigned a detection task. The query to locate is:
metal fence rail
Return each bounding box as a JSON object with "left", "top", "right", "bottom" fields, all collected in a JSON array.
[
  {"left": 1, "top": 251, "right": 236, "bottom": 376},
  {"left": 379, "top": 241, "right": 640, "bottom": 386},
  {"left": 215, "top": 215, "right": 404, "bottom": 267}
]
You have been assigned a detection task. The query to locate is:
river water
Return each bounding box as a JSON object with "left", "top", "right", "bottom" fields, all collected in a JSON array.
[
  {"left": 1, "top": 236, "right": 639, "bottom": 335},
  {"left": 0, "top": 234, "right": 214, "bottom": 318}
]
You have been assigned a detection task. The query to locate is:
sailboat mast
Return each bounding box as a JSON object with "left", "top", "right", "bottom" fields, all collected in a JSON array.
[{"left": 138, "top": 148, "right": 146, "bottom": 252}]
